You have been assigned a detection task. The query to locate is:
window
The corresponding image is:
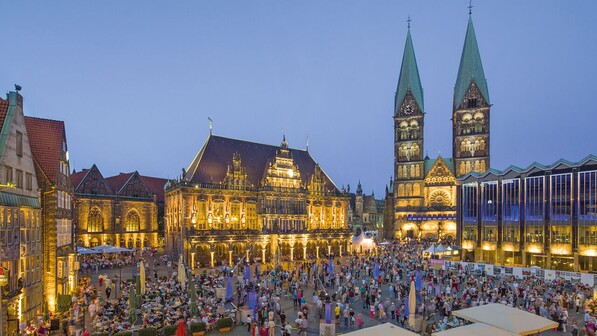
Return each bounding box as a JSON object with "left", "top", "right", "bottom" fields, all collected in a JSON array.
[
  {"left": 125, "top": 211, "right": 140, "bottom": 232},
  {"left": 88, "top": 208, "right": 103, "bottom": 233},
  {"left": 5, "top": 166, "right": 12, "bottom": 184},
  {"left": 16, "top": 132, "right": 23, "bottom": 157},
  {"left": 26, "top": 173, "right": 33, "bottom": 191},
  {"left": 15, "top": 170, "right": 23, "bottom": 189}
]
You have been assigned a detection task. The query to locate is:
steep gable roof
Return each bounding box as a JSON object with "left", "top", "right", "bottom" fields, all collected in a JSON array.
[
  {"left": 24, "top": 116, "right": 65, "bottom": 184},
  {"left": 0, "top": 97, "right": 8, "bottom": 133},
  {"left": 73, "top": 164, "right": 113, "bottom": 195},
  {"left": 424, "top": 156, "right": 455, "bottom": 176},
  {"left": 454, "top": 15, "right": 490, "bottom": 107},
  {"left": 395, "top": 28, "right": 424, "bottom": 112},
  {"left": 184, "top": 135, "right": 340, "bottom": 192},
  {"left": 140, "top": 175, "right": 168, "bottom": 203}
]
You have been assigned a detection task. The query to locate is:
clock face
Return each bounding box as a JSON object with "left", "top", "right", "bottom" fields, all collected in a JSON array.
[{"left": 404, "top": 104, "right": 412, "bottom": 114}]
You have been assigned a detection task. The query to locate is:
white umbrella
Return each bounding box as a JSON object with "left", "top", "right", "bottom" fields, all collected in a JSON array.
[
  {"left": 139, "top": 260, "right": 146, "bottom": 295},
  {"left": 177, "top": 255, "right": 186, "bottom": 286},
  {"left": 408, "top": 280, "right": 416, "bottom": 329}
]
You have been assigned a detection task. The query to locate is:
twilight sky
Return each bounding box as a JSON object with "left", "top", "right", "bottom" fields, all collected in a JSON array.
[{"left": 1, "top": 1, "right": 596, "bottom": 195}]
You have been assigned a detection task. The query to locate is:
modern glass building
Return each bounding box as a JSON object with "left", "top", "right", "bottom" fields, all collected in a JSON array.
[{"left": 457, "top": 155, "right": 597, "bottom": 272}]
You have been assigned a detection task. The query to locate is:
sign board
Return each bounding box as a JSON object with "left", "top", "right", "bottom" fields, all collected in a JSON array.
[{"left": 0, "top": 267, "right": 8, "bottom": 286}]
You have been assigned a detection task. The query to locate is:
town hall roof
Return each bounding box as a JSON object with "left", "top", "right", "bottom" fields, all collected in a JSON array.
[
  {"left": 184, "top": 135, "right": 340, "bottom": 192},
  {"left": 24, "top": 116, "right": 66, "bottom": 184}
]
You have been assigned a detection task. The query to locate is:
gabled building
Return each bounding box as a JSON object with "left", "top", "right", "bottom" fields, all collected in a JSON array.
[
  {"left": 71, "top": 165, "right": 166, "bottom": 249},
  {"left": 165, "top": 134, "right": 351, "bottom": 268},
  {"left": 0, "top": 90, "right": 42, "bottom": 336},
  {"left": 24, "top": 116, "right": 76, "bottom": 314},
  {"left": 347, "top": 182, "right": 384, "bottom": 234},
  {"left": 389, "top": 12, "right": 490, "bottom": 241}
]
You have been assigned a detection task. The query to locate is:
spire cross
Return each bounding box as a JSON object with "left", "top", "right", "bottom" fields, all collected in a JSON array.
[
  {"left": 468, "top": 0, "right": 473, "bottom": 15},
  {"left": 407, "top": 15, "right": 412, "bottom": 29}
]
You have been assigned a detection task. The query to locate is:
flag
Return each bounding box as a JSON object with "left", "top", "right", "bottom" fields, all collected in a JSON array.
[
  {"left": 244, "top": 266, "right": 251, "bottom": 282},
  {"left": 226, "top": 276, "right": 233, "bottom": 300},
  {"left": 248, "top": 291, "right": 256, "bottom": 310},
  {"left": 325, "top": 303, "right": 332, "bottom": 324},
  {"left": 374, "top": 262, "right": 380, "bottom": 279},
  {"left": 328, "top": 258, "right": 334, "bottom": 274},
  {"left": 415, "top": 270, "right": 422, "bottom": 291}
]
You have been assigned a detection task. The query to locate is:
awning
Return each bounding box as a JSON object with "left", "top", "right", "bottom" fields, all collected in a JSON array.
[
  {"left": 432, "top": 323, "right": 518, "bottom": 336},
  {"left": 452, "top": 304, "right": 558, "bottom": 335},
  {"left": 342, "top": 323, "right": 418, "bottom": 336}
]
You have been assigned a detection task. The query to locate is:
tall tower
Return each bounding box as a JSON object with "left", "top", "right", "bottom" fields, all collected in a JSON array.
[
  {"left": 453, "top": 12, "right": 491, "bottom": 177},
  {"left": 394, "top": 24, "right": 425, "bottom": 210}
]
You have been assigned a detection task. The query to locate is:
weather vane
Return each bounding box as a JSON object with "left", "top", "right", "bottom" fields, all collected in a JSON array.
[
  {"left": 407, "top": 15, "right": 411, "bottom": 29},
  {"left": 468, "top": 0, "right": 473, "bottom": 15}
]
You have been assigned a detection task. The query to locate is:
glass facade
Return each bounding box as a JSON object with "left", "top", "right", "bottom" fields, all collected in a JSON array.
[{"left": 458, "top": 164, "right": 597, "bottom": 271}]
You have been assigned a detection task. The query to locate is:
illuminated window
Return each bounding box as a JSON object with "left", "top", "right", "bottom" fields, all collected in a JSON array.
[
  {"left": 88, "top": 208, "right": 103, "bottom": 233},
  {"left": 125, "top": 211, "right": 140, "bottom": 232}
]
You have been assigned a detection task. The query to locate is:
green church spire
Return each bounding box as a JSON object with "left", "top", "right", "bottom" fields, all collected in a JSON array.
[
  {"left": 454, "top": 14, "right": 490, "bottom": 107},
  {"left": 395, "top": 25, "right": 424, "bottom": 113}
]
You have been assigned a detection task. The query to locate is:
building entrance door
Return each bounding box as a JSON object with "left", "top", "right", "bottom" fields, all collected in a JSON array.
[{"left": 406, "top": 230, "right": 414, "bottom": 239}]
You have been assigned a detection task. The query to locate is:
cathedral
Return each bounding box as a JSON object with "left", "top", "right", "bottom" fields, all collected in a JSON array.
[{"left": 389, "top": 12, "right": 490, "bottom": 241}]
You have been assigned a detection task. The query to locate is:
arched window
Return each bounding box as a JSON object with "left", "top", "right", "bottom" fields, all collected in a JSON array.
[
  {"left": 406, "top": 184, "right": 413, "bottom": 197},
  {"left": 398, "top": 184, "right": 405, "bottom": 197},
  {"left": 397, "top": 166, "right": 403, "bottom": 178},
  {"left": 415, "top": 165, "right": 421, "bottom": 177},
  {"left": 480, "top": 160, "right": 486, "bottom": 172},
  {"left": 413, "top": 183, "right": 420, "bottom": 196},
  {"left": 459, "top": 162, "right": 466, "bottom": 175},
  {"left": 465, "top": 161, "right": 472, "bottom": 172},
  {"left": 125, "top": 210, "right": 140, "bottom": 232},
  {"left": 88, "top": 208, "right": 103, "bottom": 233}
]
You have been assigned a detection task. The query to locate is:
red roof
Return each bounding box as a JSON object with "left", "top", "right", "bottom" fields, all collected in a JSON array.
[
  {"left": 0, "top": 97, "right": 8, "bottom": 132},
  {"left": 24, "top": 116, "right": 65, "bottom": 184},
  {"left": 70, "top": 169, "right": 88, "bottom": 190},
  {"left": 105, "top": 172, "right": 133, "bottom": 194},
  {"left": 139, "top": 175, "right": 168, "bottom": 203}
]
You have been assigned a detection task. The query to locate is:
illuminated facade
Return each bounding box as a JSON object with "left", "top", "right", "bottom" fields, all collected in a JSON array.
[
  {"left": 71, "top": 165, "right": 166, "bottom": 249},
  {"left": 458, "top": 156, "right": 597, "bottom": 272},
  {"left": 165, "top": 135, "right": 351, "bottom": 268},
  {"left": 25, "top": 116, "right": 77, "bottom": 314},
  {"left": 389, "top": 15, "right": 490, "bottom": 240},
  {"left": 0, "top": 90, "right": 43, "bottom": 336}
]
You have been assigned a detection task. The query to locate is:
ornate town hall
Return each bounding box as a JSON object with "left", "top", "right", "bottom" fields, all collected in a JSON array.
[
  {"left": 165, "top": 134, "right": 351, "bottom": 268},
  {"left": 389, "top": 13, "right": 491, "bottom": 240}
]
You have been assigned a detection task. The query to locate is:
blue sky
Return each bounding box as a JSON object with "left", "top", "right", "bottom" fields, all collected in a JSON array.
[{"left": 1, "top": 1, "right": 596, "bottom": 195}]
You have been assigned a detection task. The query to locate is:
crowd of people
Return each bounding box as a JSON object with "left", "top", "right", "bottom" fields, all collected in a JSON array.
[{"left": 47, "top": 239, "right": 597, "bottom": 336}]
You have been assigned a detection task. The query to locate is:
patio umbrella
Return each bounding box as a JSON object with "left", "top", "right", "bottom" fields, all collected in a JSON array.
[
  {"left": 128, "top": 292, "right": 137, "bottom": 325},
  {"left": 188, "top": 278, "right": 199, "bottom": 317},
  {"left": 176, "top": 319, "right": 186, "bottom": 336},
  {"left": 139, "top": 261, "right": 146, "bottom": 295},
  {"left": 408, "top": 280, "right": 416, "bottom": 329},
  {"left": 178, "top": 255, "right": 186, "bottom": 286}
]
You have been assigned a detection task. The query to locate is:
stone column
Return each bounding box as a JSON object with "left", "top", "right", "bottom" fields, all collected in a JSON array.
[
  {"left": 210, "top": 251, "right": 215, "bottom": 268},
  {"left": 546, "top": 252, "right": 552, "bottom": 270},
  {"left": 290, "top": 247, "right": 294, "bottom": 261},
  {"left": 246, "top": 249, "right": 250, "bottom": 263},
  {"left": 228, "top": 250, "right": 233, "bottom": 266},
  {"left": 574, "top": 253, "right": 579, "bottom": 272},
  {"left": 191, "top": 252, "right": 195, "bottom": 270},
  {"left": 339, "top": 245, "right": 343, "bottom": 257},
  {"left": 522, "top": 251, "right": 527, "bottom": 267},
  {"left": 262, "top": 248, "right": 266, "bottom": 264},
  {"left": 303, "top": 246, "right": 307, "bottom": 260},
  {"left": 328, "top": 245, "right": 331, "bottom": 257},
  {"left": 316, "top": 246, "right": 320, "bottom": 259}
]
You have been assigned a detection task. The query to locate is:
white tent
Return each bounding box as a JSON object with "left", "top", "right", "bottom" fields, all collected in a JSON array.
[
  {"left": 352, "top": 232, "right": 376, "bottom": 252},
  {"left": 432, "top": 323, "right": 518, "bottom": 336},
  {"left": 452, "top": 304, "right": 558, "bottom": 335},
  {"left": 77, "top": 247, "right": 98, "bottom": 255},
  {"left": 423, "top": 244, "right": 437, "bottom": 254},
  {"left": 435, "top": 244, "right": 448, "bottom": 253},
  {"left": 342, "top": 323, "right": 418, "bottom": 336}
]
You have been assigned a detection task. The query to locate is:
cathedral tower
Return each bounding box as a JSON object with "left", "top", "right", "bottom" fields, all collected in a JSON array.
[
  {"left": 453, "top": 13, "right": 491, "bottom": 177},
  {"left": 394, "top": 25, "right": 425, "bottom": 209}
]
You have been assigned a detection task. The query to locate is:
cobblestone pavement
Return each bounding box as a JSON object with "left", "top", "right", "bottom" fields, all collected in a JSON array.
[{"left": 79, "top": 253, "right": 578, "bottom": 335}]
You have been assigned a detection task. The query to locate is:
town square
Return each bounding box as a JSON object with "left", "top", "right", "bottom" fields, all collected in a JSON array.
[{"left": 0, "top": 1, "right": 596, "bottom": 336}]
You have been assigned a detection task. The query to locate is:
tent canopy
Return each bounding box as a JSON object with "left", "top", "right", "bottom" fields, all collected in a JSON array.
[
  {"left": 452, "top": 304, "right": 558, "bottom": 335},
  {"left": 432, "top": 323, "right": 519, "bottom": 336},
  {"left": 342, "top": 323, "right": 418, "bottom": 336},
  {"left": 77, "top": 247, "right": 98, "bottom": 255}
]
